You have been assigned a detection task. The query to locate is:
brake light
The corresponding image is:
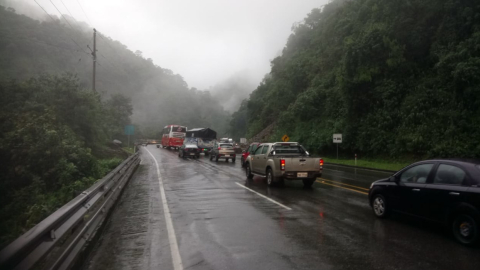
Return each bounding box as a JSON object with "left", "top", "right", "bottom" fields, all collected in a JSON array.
[
  {"left": 280, "top": 159, "right": 285, "bottom": 171},
  {"left": 320, "top": 159, "right": 324, "bottom": 166},
  {"left": 218, "top": 147, "right": 221, "bottom": 150}
]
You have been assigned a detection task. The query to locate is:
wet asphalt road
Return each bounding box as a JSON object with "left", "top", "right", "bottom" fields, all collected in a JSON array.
[{"left": 86, "top": 145, "right": 480, "bottom": 270}]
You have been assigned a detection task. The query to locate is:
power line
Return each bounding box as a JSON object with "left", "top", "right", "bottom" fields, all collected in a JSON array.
[
  {"left": 59, "top": 0, "right": 75, "bottom": 19},
  {"left": 49, "top": 0, "right": 89, "bottom": 55},
  {"left": 33, "top": 0, "right": 56, "bottom": 22},
  {"left": 50, "top": 0, "right": 75, "bottom": 30},
  {"left": 76, "top": 0, "right": 92, "bottom": 25}
]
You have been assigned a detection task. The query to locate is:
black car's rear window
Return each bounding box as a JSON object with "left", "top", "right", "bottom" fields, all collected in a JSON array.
[{"left": 219, "top": 143, "right": 233, "bottom": 148}]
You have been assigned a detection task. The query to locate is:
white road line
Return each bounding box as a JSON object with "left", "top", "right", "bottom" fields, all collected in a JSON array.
[
  {"left": 234, "top": 182, "right": 292, "bottom": 210},
  {"left": 145, "top": 148, "right": 183, "bottom": 270}
]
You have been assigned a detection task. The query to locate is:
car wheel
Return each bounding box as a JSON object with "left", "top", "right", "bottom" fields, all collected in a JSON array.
[
  {"left": 452, "top": 213, "right": 480, "bottom": 246},
  {"left": 266, "top": 169, "right": 274, "bottom": 186},
  {"left": 215, "top": 155, "right": 219, "bottom": 162},
  {"left": 209, "top": 154, "right": 213, "bottom": 161},
  {"left": 232, "top": 158, "right": 236, "bottom": 163},
  {"left": 302, "top": 178, "right": 315, "bottom": 188},
  {"left": 226, "top": 158, "right": 229, "bottom": 162},
  {"left": 246, "top": 164, "right": 253, "bottom": 179},
  {"left": 371, "top": 194, "right": 389, "bottom": 218},
  {"left": 196, "top": 155, "right": 200, "bottom": 158}
]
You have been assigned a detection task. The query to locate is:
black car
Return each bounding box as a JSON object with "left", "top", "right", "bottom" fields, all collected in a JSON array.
[
  {"left": 178, "top": 144, "right": 200, "bottom": 158},
  {"left": 369, "top": 159, "right": 480, "bottom": 245}
]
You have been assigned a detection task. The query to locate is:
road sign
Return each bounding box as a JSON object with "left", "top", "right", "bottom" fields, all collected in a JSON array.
[
  {"left": 333, "top": 134, "right": 342, "bottom": 143},
  {"left": 282, "top": 134, "right": 290, "bottom": 142},
  {"left": 124, "top": 125, "right": 135, "bottom": 135}
]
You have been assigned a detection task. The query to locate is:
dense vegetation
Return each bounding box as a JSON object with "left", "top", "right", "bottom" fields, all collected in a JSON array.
[
  {"left": 231, "top": 0, "right": 480, "bottom": 159},
  {"left": 0, "top": 75, "right": 130, "bottom": 247},
  {"left": 0, "top": 3, "right": 232, "bottom": 246},
  {"left": 0, "top": 4, "right": 230, "bottom": 137}
]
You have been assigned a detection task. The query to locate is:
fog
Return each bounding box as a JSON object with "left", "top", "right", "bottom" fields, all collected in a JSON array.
[{"left": 4, "top": 0, "right": 328, "bottom": 92}]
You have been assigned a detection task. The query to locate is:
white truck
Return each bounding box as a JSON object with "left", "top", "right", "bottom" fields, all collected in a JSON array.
[{"left": 244, "top": 142, "right": 323, "bottom": 187}]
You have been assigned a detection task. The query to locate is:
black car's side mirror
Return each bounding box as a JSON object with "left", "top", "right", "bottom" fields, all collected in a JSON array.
[{"left": 389, "top": 176, "right": 398, "bottom": 182}]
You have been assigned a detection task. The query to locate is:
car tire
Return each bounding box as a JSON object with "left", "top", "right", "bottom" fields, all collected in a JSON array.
[
  {"left": 232, "top": 158, "right": 236, "bottom": 163},
  {"left": 246, "top": 164, "right": 254, "bottom": 179},
  {"left": 452, "top": 212, "right": 480, "bottom": 246},
  {"left": 371, "top": 194, "right": 389, "bottom": 218},
  {"left": 215, "top": 155, "right": 219, "bottom": 162},
  {"left": 209, "top": 154, "right": 213, "bottom": 161},
  {"left": 196, "top": 155, "right": 200, "bottom": 158},
  {"left": 266, "top": 169, "right": 274, "bottom": 186},
  {"left": 302, "top": 178, "right": 315, "bottom": 188}
]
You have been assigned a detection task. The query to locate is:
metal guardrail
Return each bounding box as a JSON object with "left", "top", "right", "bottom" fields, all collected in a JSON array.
[{"left": 0, "top": 152, "right": 141, "bottom": 270}]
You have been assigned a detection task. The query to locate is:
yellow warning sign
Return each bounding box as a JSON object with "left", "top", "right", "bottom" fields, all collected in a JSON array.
[{"left": 281, "top": 134, "right": 290, "bottom": 142}]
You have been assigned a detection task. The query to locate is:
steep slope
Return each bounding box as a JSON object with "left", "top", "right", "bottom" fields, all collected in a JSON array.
[
  {"left": 231, "top": 0, "right": 480, "bottom": 159},
  {"left": 0, "top": 5, "right": 230, "bottom": 136}
]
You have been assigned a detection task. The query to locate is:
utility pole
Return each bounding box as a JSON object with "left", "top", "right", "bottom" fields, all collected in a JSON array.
[{"left": 92, "top": 28, "right": 97, "bottom": 92}]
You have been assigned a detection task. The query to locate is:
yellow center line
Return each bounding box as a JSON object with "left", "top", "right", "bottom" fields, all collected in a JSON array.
[
  {"left": 316, "top": 180, "right": 369, "bottom": 195},
  {"left": 318, "top": 178, "right": 370, "bottom": 191}
]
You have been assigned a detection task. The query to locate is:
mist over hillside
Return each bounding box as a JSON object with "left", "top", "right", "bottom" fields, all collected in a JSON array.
[{"left": 0, "top": 3, "right": 230, "bottom": 136}]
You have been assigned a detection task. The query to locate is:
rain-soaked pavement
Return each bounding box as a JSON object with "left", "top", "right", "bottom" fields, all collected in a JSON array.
[{"left": 85, "top": 145, "right": 480, "bottom": 270}]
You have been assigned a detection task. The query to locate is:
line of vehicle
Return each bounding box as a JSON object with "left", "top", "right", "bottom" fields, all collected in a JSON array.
[
  {"left": 234, "top": 182, "right": 292, "bottom": 210},
  {"left": 144, "top": 148, "right": 183, "bottom": 270},
  {"left": 318, "top": 178, "right": 370, "bottom": 191},
  {"left": 316, "top": 180, "right": 369, "bottom": 195}
]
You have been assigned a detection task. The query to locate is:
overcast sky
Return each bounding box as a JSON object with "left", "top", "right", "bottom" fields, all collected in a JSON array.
[{"left": 28, "top": 0, "right": 328, "bottom": 89}]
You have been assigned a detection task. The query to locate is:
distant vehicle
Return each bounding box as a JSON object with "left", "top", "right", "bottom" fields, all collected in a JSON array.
[
  {"left": 178, "top": 144, "right": 200, "bottom": 158},
  {"left": 161, "top": 125, "right": 186, "bottom": 149},
  {"left": 369, "top": 159, "right": 480, "bottom": 246},
  {"left": 210, "top": 142, "right": 236, "bottom": 162},
  {"left": 241, "top": 142, "right": 261, "bottom": 167},
  {"left": 185, "top": 128, "right": 217, "bottom": 155},
  {"left": 244, "top": 142, "right": 323, "bottom": 187},
  {"left": 219, "top": 138, "right": 233, "bottom": 143}
]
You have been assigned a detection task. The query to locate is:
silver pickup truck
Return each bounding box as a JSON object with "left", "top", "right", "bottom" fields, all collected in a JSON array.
[{"left": 244, "top": 142, "right": 323, "bottom": 187}]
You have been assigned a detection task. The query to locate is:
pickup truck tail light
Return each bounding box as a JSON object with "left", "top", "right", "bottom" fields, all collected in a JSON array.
[
  {"left": 280, "top": 159, "right": 285, "bottom": 171},
  {"left": 320, "top": 159, "right": 324, "bottom": 166}
]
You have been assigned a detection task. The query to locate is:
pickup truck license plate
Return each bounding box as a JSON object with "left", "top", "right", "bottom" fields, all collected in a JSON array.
[
  {"left": 297, "top": 172, "right": 308, "bottom": 178},
  {"left": 224, "top": 155, "right": 230, "bottom": 157}
]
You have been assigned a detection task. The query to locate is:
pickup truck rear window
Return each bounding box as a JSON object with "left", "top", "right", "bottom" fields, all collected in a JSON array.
[{"left": 273, "top": 145, "right": 306, "bottom": 154}]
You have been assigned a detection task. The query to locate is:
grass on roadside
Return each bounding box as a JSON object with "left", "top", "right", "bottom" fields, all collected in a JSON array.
[
  {"left": 322, "top": 157, "right": 412, "bottom": 171},
  {"left": 122, "top": 146, "right": 135, "bottom": 154}
]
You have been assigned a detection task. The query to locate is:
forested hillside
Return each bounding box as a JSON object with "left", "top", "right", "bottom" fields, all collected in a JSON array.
[
  {"left": 0, "top": 4, "right": 231, "bottom": 246},
  {"left": 231, "top": 0, "right": 480, "bottom": 159},
  {"left": 0, "top": 5, "right": 230, "bottom": 137}
]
